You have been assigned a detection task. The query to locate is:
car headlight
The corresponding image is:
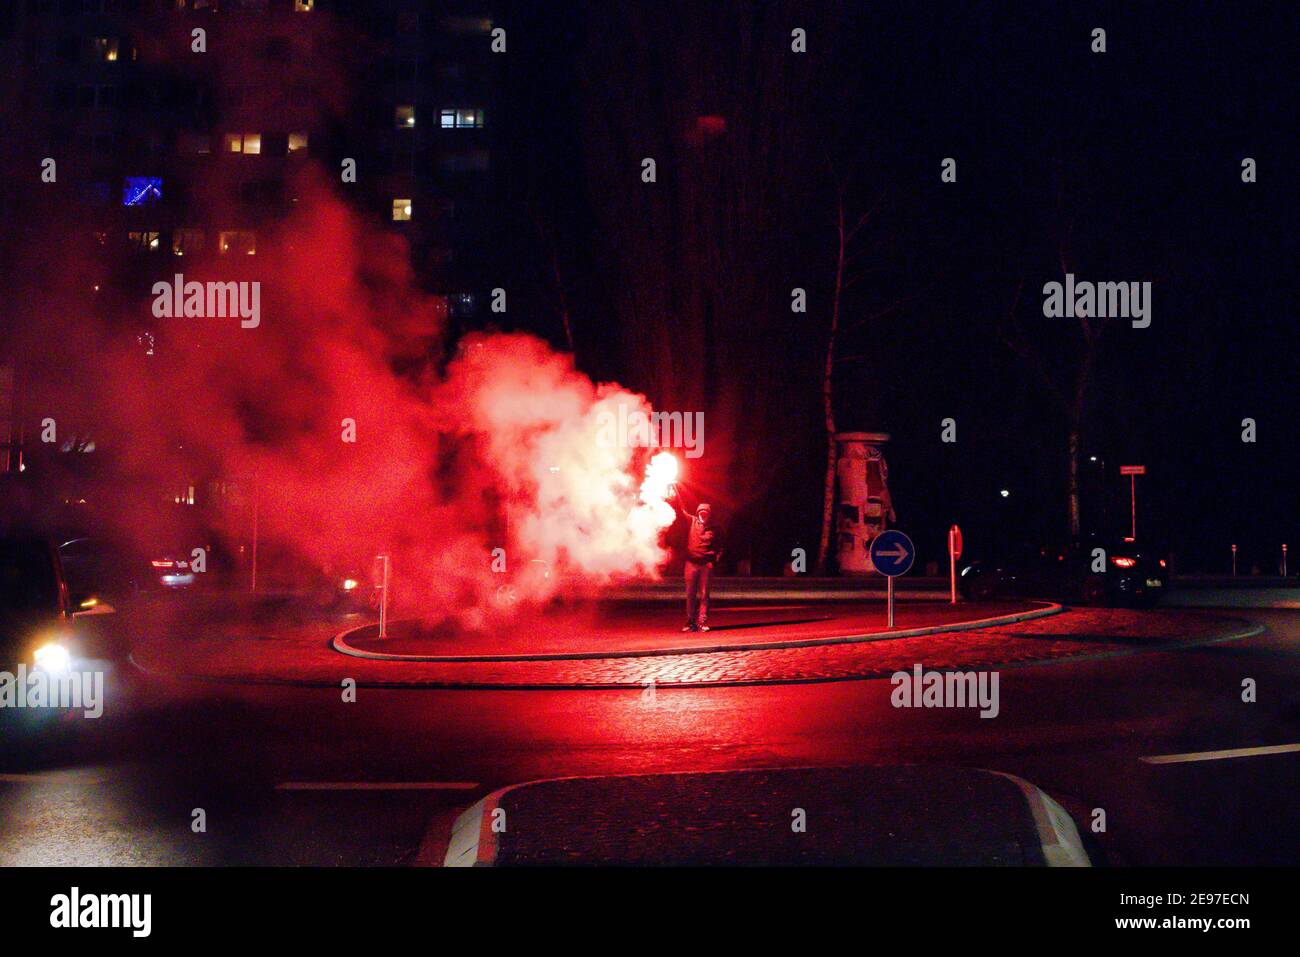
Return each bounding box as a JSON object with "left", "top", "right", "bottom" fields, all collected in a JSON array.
[
  {"left": 342, "top": 578, "right": 359, "bottom": 591},
  {"left": 34, "top": 642, "right": 72, "bottom": 674}
]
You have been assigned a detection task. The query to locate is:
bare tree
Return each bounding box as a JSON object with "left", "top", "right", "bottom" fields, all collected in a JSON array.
[
  {"left": 815, "top": 187, "right": 913, "bottom": 572},
  {"left": 579, "top": 2, "right": 840, "bottom": 518},
  {"left": 528, "top": 205, "right": 576, "bottom": 357},
  {"left": 994, "top": 184, "right": 1135, "bottom": 540}
]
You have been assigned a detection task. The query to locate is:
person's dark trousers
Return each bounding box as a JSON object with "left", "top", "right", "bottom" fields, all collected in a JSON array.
[{"left": 685, "top": 560, "right": 712, "bottom": 628}]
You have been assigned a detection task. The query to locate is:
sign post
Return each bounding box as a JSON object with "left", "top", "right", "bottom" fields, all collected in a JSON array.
[
  {"left": 947, "top": 524, "right": 963, "bottom": 604},
  {"left": 249, "top": 477, "right": 260, "bottom": 594},
  {"left": 870, "top": 530, "right": 915, "bottom": 628},
  {"left": 1120, "top": 466, "right": 1145, "bottom": 540},
  {"left": 375, "top": 554, "right": 391, "bottom": 638}
]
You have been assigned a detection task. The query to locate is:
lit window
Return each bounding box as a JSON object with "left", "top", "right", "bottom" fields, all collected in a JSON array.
[
  {"left": 392, "top": 199, "right": 412, "bottom": 221},
  {"left": 122, "top": 176, "right": 162, "bottom": 206},
  {"left": 128, "top": 231, "right": 161, "bottom": 252},
  {"left": 295, "top": 0, "right": 314, "bottom": 10},
  {"left": 91, "top": 38, "right": 119, "bottom": 62},
  {"left": 172, "top": 229, "right": 204, "bottom": 257},
  {"left": 287, "top": 131, "right": 309, "bottom": 154},
  {"left": 222, "top": 132, "right": 261, "bottom": 154},
  {"left": 440, "top": 108, "right": 484, "bottom": 129},
  {"left": 218, "top": 231, "right": 257, "bottom": 256},
  {"left": 395, "top": 105, "right": 416, "bottom": 129}
]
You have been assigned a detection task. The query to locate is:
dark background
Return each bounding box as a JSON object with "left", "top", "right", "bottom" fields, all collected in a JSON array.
[
  {"left": 0, "top": 1, "right": 1292, "bottom": 576},
  {"left": 494, "top": 1, "right": 1295, "bottom": 574}
]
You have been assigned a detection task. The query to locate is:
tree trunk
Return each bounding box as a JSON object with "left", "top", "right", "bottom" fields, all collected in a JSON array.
[
  {"left": 1067, "top": 420, "right": 1081, "bottom": 540},
  {"left": 816, "top": 202, "right": 847, "bottom": 573},
  {"left": 1066, "top": 342, "right": 1096, "bottom": 541}
]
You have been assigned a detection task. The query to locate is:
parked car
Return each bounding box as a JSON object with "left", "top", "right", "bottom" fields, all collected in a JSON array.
[
  {"left": 0, "top": 531, "right": 122, "bottom": 675},
  {"left": 58, "top": 535, "right": 197, "bottom": 600},
  {"left": 959, "top": 538, "right": 1168, "bottom": 607}
]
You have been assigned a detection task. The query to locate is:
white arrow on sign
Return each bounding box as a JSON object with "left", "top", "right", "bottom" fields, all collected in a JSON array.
[{"left": 876, "top": 545, "right": 909, "bottom": 560}]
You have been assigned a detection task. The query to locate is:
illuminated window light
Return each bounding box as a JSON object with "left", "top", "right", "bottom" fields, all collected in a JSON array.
[
  {"left": 218, "top": 230, "right": 256, "bottom": 256},
  {"left": 122, "top": 176, "right": 162, "bottom": 206},
  {"left": 92, "top": 38, "right": 119, "bottom": 62},
  {"left": 222, "top": 132, "right": 262, "bottom": 154},
  {"left": 128, "top": 231, "right": 161, "bottom": 252},
  {"left": 441, "top": 108, "right": 485, "bottom": 129},
  {"left": 172, "top": 228, "right": 204, "bottom": 256}
]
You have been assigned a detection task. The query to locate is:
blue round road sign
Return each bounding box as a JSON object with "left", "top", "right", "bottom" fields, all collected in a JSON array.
[{"left": 869, "top": 530, "right": 915, "bottom": 577}]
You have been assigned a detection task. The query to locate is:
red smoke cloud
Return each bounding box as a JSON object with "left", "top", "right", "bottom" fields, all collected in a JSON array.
[{"left": 24, "top": 170, "right": 676, "bottom": 626}]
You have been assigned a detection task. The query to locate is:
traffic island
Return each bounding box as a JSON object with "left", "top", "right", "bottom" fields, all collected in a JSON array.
[
  {"left": 127, "top": 603, "right": 1263, "bottom": 690},
  {"left": 334, "top": 599, "right": 1055, "bottom": 660},
  {"left": 441, "top": 766, "right": 1091, "bottom": 866}
]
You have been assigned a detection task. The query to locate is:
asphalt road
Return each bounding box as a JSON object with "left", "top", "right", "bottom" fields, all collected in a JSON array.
[{"left": 0, "top": 601, "right": 1296, "bottom": 866}]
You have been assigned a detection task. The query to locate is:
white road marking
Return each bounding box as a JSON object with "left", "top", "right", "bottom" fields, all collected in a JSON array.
[
  {"left": 275, "top": 781, "right": 480, "bottom": 791},
  {"left": 1139, "top": 743, "right": 1300, "bottom": 765}
]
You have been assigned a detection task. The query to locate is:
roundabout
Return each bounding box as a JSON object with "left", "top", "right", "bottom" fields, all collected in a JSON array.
[{"left": 128, "top": 595, "right": 1264, "bottom": 690}]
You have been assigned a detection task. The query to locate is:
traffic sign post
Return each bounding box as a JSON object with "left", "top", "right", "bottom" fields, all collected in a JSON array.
[
  {"left": 1120, "top": 466, "right": 1145, "bottom": 540},
  {"left": 375, "top": 554, "right": 391, "bottom": 638},
  {"left": 870, "top": 530, "right": 915, "bottom": 628},
  {"left": 947, "top": 524, "right": 963, "bottom": 604}
]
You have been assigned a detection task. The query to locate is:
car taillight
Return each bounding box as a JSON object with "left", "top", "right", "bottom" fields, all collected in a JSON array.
[
  {"left": 1110, "top": 556, "right": 1137, "bottom": 568},
  {"left": 152, "top": 560, "right": 175, "bottom": 568},
  {"left": 1159, "top": 559, "right": 1167, "bottom": 568}
]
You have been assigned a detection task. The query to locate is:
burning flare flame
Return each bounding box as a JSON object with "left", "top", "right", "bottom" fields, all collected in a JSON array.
[{"left": 635, "top": 451, "right": 680, "bottom": 532}]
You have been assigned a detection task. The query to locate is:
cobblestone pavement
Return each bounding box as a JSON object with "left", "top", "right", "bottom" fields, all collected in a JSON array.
[{"left": 130, "top": 606, "right": 1260, "bottom": 688}]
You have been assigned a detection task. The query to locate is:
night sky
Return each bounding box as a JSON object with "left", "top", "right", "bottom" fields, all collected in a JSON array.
[{"left": 496, "top": 1, "right": 1295, "bottom": 574}]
